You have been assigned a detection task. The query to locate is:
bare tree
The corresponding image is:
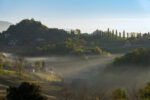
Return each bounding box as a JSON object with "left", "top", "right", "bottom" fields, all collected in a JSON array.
[{"left": 15, "top": 57, "right": 26, "bottom": 79}]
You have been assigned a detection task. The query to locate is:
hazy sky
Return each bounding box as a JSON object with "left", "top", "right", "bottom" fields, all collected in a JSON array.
[{"left": 0, "top": 0, "right": 150, "bottom": 33}]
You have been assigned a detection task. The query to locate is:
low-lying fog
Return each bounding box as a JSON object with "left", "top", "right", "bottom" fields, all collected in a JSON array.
[
  {"left": 4, "top": 52, "right": 150, "bottom": 96},
  {"left": 25, "top": 55, "right": 119, "bottom": 80},
  {"left": 24, "top": 54, "right": 150, "bottom": 92}
]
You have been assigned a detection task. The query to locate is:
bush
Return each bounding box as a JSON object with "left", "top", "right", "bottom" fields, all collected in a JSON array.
[
  {"left": 113, "top": 47, "right": 149, "bottom": 66},
  {"left": 138, "top": 82, "right": 150, "bottom": 100},
  {"left": 112, "top": 88, "right": 128, "bottom": 100}
]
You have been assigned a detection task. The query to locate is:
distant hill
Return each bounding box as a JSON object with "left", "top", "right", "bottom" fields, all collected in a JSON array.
[
  {"left": 1, "top": 19, "right": 70, "bottom": 46},
  {"left": 0, "top": 21, "right": 12, "bottom": 32},
  {"left": 0, "top": 19, "right": 109, "bottom": 56}
]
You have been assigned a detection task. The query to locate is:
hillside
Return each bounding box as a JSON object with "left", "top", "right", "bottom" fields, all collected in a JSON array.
[
  {"left": 0, "top": 21, "right": 12, "bottom": 32},
  {"left": 1, "top": 19, "right": 150, "bottom": 55},
  {"left": 0, "top": 53, "right": 62, "bottom": 100},
  {"left": 1, "top": 19, "right": 69, "bottom": 46},
  {"left": 113, "top": 47, "right": 150, "bottom": 66},
  {"left": 0, "top": 19, "right": 109, "bottom": 56},
  {"left": 92, "top": 48, "right": 150, "bottom": 92}
]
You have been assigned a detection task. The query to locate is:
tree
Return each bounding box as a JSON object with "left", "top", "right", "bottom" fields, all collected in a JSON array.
[
  {"left": 107, "top": 28, "right": 110, "bottom": 38},
  {"left": 112, "top": 29, "right": 115, "bottom": 38},
  {"left": 15, "top": 57, "right": 26, "bottom": 78},
  {"left": 75, "top": 29, "right": 81, "bottom": 39},
  {"left": 41, "top": 61, "right": 46, "bottom": 72},
  {"left": 0, "top": 63, "right": 3, "bottom": 70},
  {"left": 70, "top": 30, "right": 75, "bottom": 36},
  {"left": 75, "top": 29, "right": 81, "bottom": 35},
  {"left": 91, "top": 46, "right": 103, "bottom": 54},
  {"left": 127, "top": 33, "right": 129, "bottom": 39},
  {"left": 123, "top": 30, "right": 126, "bottom": 39},
  {"left": 116, "top": 30, "right": 118, "bottom": 38},
  {"left": 138, "top": 82, "right": 150, "bottom": 100},
  {"left": 33, "top": 61, "right": 43, "bottom": 72},
  {"left": 112, "top": 88, "right": 128, "bottom": 100},
  {"left": 119, "top": 32, "right": 122, "bottom": 38},
  {"left": 6, "top": 82, "right": 47, "bottom": 100}
]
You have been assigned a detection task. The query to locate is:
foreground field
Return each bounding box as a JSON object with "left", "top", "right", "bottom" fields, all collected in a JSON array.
[{"left": 0, "top": 69, "right": 62, "bottom": 100}]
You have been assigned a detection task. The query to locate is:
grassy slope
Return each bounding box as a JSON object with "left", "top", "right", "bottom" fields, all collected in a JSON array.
[{"left": 0, "top": 69, "right": 62, "bottom": 100}]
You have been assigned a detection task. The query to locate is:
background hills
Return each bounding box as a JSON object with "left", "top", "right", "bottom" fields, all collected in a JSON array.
[{"left": 1, "top": 18, "right": 150, "bottom": 56}]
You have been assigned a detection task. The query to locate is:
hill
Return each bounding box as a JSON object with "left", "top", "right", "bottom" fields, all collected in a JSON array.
[
  {"left": 0, "top": 21, "right": 12, "bottom": 32},
  {"left": 0, "top": 19, "right": 109, "bottom": 56},
  {"left": 113, "top": 47, "right": 150, "bottom": 66},
  {"left": 0, "top": 53, "right": 62, "bottom": 100},
  {"left": 2, "top": 19, "right": 150, "bottom": 55},
  {"left": 92, "top": 48, "right": 150, "bottom": 91},
  {"left": 1, "top": 19, "right": 69, "bottom": 46}
]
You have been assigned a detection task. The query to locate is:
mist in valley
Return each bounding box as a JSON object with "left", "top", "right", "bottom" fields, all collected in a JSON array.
[
  {"left": 25, "top": 54, "right": 150, "bottom": 90},
  {"left": 5, "top": 52, "right": 150, "bottom": 92},
  {"left": 25, "top": 55, "right": 118, "bottom": 80}
]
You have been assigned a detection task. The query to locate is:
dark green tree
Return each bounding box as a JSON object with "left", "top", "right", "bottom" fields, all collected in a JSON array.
[
  {"left": 116, "top": 30, "right": 118, "bottom": 38},
  {"left": 127, "top": 33, "right": 129, "bottom": 39},
  {"left": 123, "top": 30, "right": 125, "bottom": 39},
  {"left": 119, "top": 32, "right": 122, "bottom": 38},
  {"left": 6, "top": 82, "right": 47, "bottom": 100},
  {"left": 112, "top": 29, "right": 115, "bottom": 38}
]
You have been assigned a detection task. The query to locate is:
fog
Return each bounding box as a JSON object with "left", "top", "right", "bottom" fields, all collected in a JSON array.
[
  {"left": 5, "top": 53, "right": 150, "bottom": 96},
  {"left": 25, "top": 55, "right": 119, "bottom": 80}
]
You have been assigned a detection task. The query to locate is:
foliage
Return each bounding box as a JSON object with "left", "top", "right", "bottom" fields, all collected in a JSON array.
[
  {"left": 138, "top": 82, "right": 150, "bottom": 100},
  {"left": 112, "top": 88, "right": 128, "bottom": 100},
  {"left": 6, "top": 82, "right": 47, "bottom": 100},
  {"left": 36, "top": 38, "right": 104, "bottom": 55},
  {"left": 90, "top": 46, "right": 103, "bottom": 54},
  {"left": 113, "top": 47, "right": 150, "bottom": 66},
  {"left": 33, "top": 61, "right": 45, "bottom": 72}
]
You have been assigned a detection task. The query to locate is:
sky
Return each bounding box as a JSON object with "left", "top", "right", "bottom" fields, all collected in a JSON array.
[{"left": 0, "top": 0, "right": 150, "bottom": 33}]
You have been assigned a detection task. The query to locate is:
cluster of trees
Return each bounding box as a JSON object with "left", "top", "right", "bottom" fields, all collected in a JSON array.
[
  {"left": 58, "top": 82, "right": 150, "bottom": 100},
  {"left": 91, "top": 29, "right": 126, "bottom": 40},
  {"left": 91, "top": 29, "right": 150, "bottom": 40},
  {"left": 113, "top": 47, "right": 150, "bottom": 66},
  {"left": 36, "top": 38, "right": 104, "bottom": 55}
]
